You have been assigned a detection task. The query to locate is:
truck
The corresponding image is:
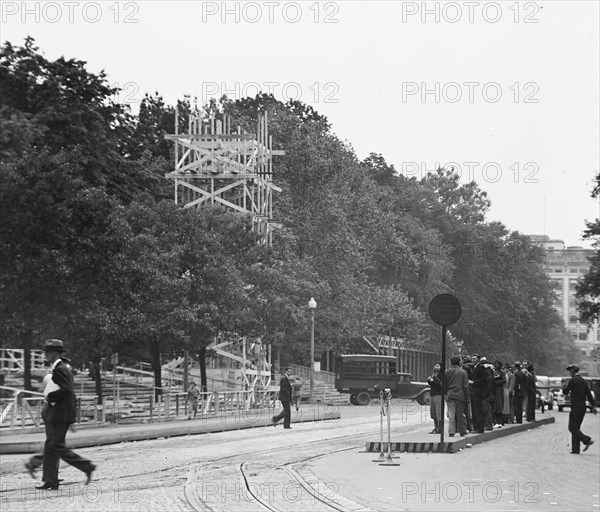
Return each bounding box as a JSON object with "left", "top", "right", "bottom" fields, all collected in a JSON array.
[{"left": 334, "top": 354, "right": 431, "bottom": 406}]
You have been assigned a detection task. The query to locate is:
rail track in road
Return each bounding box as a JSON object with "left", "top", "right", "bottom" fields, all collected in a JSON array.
[
  {"left": 183, "top": 419, "right": 424, "bottom": 512},
  {"left": 1, "top": 405, "right": 427, "bottom": 511}
]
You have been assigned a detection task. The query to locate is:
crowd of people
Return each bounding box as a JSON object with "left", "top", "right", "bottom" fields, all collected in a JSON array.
[
  {"left": 427, "top": 354, "right": 596, "bottom": 453},
  {"left": 428, "top": 354, "right": 542, "bottom": 437}
]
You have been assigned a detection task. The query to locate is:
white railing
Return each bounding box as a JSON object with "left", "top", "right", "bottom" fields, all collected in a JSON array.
[
  {"left": 0, "top": 349, "right": 46, "bottom": 373},
  {"left": 1, "top": 386, "right": 280, "bottom": 430},
  {"left": 288, "top": 363, "right": 336, "bottom": 385},
  {"left": 0, "top": 386, "right": 102, "bottom": 428}
]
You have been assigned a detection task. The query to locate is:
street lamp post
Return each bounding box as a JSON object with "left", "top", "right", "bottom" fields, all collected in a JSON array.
[{"left": 308, "top": 297, "right": 317, "bottom": 403}]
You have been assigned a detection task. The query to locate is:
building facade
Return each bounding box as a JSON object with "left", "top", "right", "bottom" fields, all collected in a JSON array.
[{"left": 530, "top": 235, "right": 599, "bottom": 366}]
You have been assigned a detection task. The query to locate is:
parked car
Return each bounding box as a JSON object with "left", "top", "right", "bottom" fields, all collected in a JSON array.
[
  {"left": 556, "top": 377, "right": 598, "bottom": 412},
  {"left": 535, "top": 375, "right": 553, "bottom": 410}
]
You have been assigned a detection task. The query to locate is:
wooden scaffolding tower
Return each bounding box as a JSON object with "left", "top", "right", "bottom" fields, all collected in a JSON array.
[{"left": 164, "top": 109, "right": 283, "bottom": 245}]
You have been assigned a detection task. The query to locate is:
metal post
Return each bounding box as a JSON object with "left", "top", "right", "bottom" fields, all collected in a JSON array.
[
  {"left": 372, "top": 389, "right": 386, "bottom": 462},
  {"left": 310, "top": 308, "right": 315, "bottom": 403},
  {"left": 440, "top": 326, "right": 446, "bottom": 445},
  {"left": 183, "top": 349, "right": 189, "bottom": 392},
  {"left": 380, "top": 390, "right": 400, "bottom": 465}
]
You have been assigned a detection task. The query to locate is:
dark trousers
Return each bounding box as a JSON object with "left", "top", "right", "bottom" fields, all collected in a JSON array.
[
  {"left": 273, "top": 400, "right": 291, "bottom": 428},
  {"left": 513, "top": 395, "right": 524, "bottom": 423},
  {"left": 482, "top": 396, "right": 494, "bottom": 430},
  {"left": 464, "top": 401, "right": 473, "bottom": 431},
  {"left": 568, "top": 410, "right": 591, "bottom": 453},
  {"left": 526, "top": 391, "right": 536, "bottom": 421},
  {"left": 42, "top": 421, "right": 94, "bottom": 485},
  {"left": 470, "top": 393, "right": 484, "bottom": 433}
]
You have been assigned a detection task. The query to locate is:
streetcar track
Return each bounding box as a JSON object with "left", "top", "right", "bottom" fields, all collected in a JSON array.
[{"left": 3, "top": 411, "right": 427, "bottom": 510}]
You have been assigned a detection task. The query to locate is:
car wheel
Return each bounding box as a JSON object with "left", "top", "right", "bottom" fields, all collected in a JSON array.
[
  {"left": 350, "top": 394, "right": 358, "bottom": 405},
  {"left": 419, "top": 391, "right": 431, "bottom": 406},
  {"left": 356, "top": 391, "right": 371, "bottom": 406}
]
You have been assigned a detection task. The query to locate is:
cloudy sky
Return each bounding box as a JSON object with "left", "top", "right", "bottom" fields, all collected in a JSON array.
[{"left": 3, "top": 1, "right": 599, "bottom": 248}]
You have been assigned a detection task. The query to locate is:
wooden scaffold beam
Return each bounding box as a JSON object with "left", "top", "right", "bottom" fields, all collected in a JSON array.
[{"left": 164, "top": 109, "right": 283, "bottom": 246}]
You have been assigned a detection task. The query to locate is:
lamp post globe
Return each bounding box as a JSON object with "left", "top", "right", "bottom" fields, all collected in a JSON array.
[{"left": 308, "top": 298, "right": 316, "bottom": 402}]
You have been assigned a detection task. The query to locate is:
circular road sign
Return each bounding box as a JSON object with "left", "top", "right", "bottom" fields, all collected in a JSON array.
[{"left": 429, "top": 294, "right": 462, "bottom": 326}]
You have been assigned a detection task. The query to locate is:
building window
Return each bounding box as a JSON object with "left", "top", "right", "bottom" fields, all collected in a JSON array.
[{"left": 555, "top": 269, "right": 563, "bottom": 273}]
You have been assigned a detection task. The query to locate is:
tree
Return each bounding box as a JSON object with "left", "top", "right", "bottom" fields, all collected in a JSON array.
[{"left": 577, "top": 172, "right": 600, "bottom": 326}]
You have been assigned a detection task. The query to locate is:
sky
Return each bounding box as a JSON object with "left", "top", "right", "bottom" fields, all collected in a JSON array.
[{"left": 2, "top": 0, "right": 599, "bottom": 248}]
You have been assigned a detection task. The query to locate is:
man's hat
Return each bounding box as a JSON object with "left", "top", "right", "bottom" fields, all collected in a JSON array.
[
  {"left": 566, "top": 364, "right": 580, "bottom": 372},
  {"left": 479, "top": 356, "right": 488, "bottom": 362},
  {"left": 43, "top": 339, "right": 66, "bottom": 352},
  {"left": 471, "top": 353, "right": 480, "bottom": 358}
]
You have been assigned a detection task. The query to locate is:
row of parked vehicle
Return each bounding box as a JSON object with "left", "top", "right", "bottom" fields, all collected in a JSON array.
[{"left": 536, "top": 375, "right": 600, "bottom": 412}]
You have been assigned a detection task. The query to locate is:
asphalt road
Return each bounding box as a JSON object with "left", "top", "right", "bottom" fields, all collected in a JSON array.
[{"left": 1, "top": 402, "right": 598, "bottom": 512}]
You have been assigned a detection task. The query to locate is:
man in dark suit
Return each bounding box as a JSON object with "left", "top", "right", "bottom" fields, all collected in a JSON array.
[
  {"left": 512, "top": 362, "right": 527, "bottom": 424},
  {"left": 563, "top": 364, "right": 597, "bottom": 454},
  {"left": 35, "top": 339, "right": 96, "bottom": 490},
  {"left": 272, "top": 367, "right": 293, "bottom": 429},
  {"left": 468, "top": 354, "right": 487, "bottom": 433}
]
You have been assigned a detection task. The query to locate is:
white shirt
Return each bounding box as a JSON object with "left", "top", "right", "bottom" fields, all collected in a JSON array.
[{"left": 43, "top": 359, "right": 62, "bottom": 404}]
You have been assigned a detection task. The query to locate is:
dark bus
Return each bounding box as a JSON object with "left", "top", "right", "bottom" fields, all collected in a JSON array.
[{"left": 334, "top": 354, "right": 430, "bottom": 406}]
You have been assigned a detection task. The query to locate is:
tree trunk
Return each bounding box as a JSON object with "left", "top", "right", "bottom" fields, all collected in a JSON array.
[
  {"left": 199, "top": 346, "right": 207, "bottom": 393},
  {"left": 150, "top": 338, "right": 162, "bottom": 400},
  {"left": 93, "top": 359, "right": 103, "bottom": 405},
  {"left": 23, "top": 328, "right": 32, "bottom": 391}
]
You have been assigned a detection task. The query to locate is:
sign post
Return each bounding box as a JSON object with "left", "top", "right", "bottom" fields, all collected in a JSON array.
[{"left": 428, "top": 294, "right": 462, "bottom": 448}]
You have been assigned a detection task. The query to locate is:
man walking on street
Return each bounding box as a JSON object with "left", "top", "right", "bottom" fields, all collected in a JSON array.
[
  {"left": 272, "top": 367, "right": 293, "bottom": 429},
  {"left": 25, "top": 356, "right": 74, "bottom": 478},
  {"left": 563, "top": 364, "right": 597, "bottom": 454},
  {"left": 36, "top": 339, "right": 96, "bottom": 490}
]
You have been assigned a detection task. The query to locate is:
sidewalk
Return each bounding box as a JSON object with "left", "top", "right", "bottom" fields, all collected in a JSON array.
[
  {"left": 0, "top": 404, "right": 341, "bottom": 454},
  {"left": 305, "top": 412, "right": 599, "bottom": 512}
]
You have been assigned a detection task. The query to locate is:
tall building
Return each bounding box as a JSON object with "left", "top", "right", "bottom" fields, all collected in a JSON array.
[{"left": 530, "top": 235, "right": 599, "bottom": 363}]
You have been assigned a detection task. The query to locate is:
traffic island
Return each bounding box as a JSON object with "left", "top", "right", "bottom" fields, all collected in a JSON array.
[{"left": 365, "top": 416, "right": 555, "bottom": 454}]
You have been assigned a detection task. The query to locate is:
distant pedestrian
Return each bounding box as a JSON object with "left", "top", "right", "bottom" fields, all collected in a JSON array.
[
  {"left": 34, "top": 339, "right": 96, "bottom": 490},
  {"left": 185, "top": 381, "right": 200, "bottom": 420},
  {"left": 562, "top": 364, "right": 597, "bottom": 454},
  {"left": 292, "top": 377, "right": 303, "bottom": 411},
  {"left": 444, "top": 356, "right": 469, "bottom": 437},
  {"left": 272, "top": 367, "right": 293, "bottom": 429},
  {"left": 525, "top": 364, "right": 537, "bottom": 422},
  {"left": 481, "top": 359, "right": 495, "bottom": 431},
  {"left": 492, "top": 360, "right": 506, "bottom": 426},
  {"left": 503, "top": 364, "right": 515, "bottom": 424},
  {"left": 513, "top": 363, "right": 526, "bottom": 424},
  {"left": 461, "top": 356, "right": 474, "bottom": 432},
  {"left": 427, "top": 363, "right": 443, "bottom": 434}
]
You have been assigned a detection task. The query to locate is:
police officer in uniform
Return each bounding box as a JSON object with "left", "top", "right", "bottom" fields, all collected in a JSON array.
[{"left": 562, "top": 364, "right": 597, "bottom": 454}]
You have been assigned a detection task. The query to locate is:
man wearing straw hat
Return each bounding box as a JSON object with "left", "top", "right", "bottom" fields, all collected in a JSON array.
[{"left": 34, "top": 339, "right": 96, "bottom": 490}]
